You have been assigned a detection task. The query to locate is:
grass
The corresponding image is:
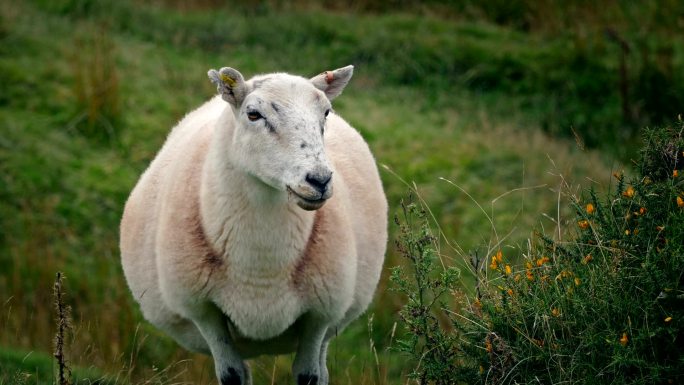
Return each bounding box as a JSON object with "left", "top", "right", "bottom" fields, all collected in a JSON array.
[
  {"left": 0, "top": 346, "right": 111, "bottom": 385},
  {"left": 0, "top": 0, "right": 682, "bottom": 383}
]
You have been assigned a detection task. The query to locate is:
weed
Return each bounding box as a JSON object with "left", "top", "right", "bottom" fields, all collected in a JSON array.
[
  {"left": 391, "top": 197, "right": 477, "bottom": 385},
  {"left": 54, "top": 272, "right": 72, "bottom": 385}
]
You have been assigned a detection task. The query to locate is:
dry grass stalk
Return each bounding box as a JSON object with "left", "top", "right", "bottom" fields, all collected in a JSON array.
[{"left": 54, "top": 272, "right": 72, "bottom": 385}]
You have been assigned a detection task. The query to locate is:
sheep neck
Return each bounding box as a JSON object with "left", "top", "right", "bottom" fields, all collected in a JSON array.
[{"left": 199, "top": 116, "right": 315, "bottom": 276}]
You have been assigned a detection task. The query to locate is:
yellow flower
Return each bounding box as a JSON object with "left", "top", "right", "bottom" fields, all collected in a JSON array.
[
  {"left": 506, "top": 288, "right": 514, "bottom": 296},
  {"left": 677, "top": 196, "right": 684, "bottom": 208},
  {"left": 504, "top": 265, "right": 512, "bottom": 275},
  {"left": 574, "top": 277, "right": 581, "bottom": 286},
  {"left": 625, "top": 229, "right": 631, "bottom": 235},
  {"left": 536, "top": 256, "right": 550, "bottom": 266},
  {"left": 674, "top": 169, "right": 679, "bottom": 178},
  {"left": 556, "top": 270, "right": 572, "bottom": 280},
  {"left": 495, "top": 250, "right": 503, "bottom": 263},
  {"left": 622, "top": 186, "right": 635, "bottom": 198},
  {"left": 490, "top": 256, "right": 498, "bottom": 270},
  {"left": 638, "top": 207, "right": 647, "bottom": 215},
  {"left": 664, "top": 316, "right": 672, "bottom": 323},
  {"left": 582, "top": 254, "right": 593, "bottom": 264},
  {"left": 551, "top": 308, "right": 560, "bottom": 317},
  {"left": 525, "top": 261, "right": 534, "bottom": 281},
  {"left": 473, "top": 297, "right": 482, "bottom": 309},
  {"left": 586, "top": 203, "right": 595, "bottom": 214},
  {"left": 620, "top": 332, "right": 629, "bottom": 346},
  {"left": 578, "top": 220, "right": 590, "bottom": 230}
]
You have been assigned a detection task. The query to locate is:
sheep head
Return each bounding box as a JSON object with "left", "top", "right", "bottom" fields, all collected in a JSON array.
[{"left": 208, "top": 66, "right": 354, "bottom": 210}]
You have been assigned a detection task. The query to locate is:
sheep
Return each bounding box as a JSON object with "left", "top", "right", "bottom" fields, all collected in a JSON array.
[{"left": 120, "top": 65, "right": 387, "bottom": 385}]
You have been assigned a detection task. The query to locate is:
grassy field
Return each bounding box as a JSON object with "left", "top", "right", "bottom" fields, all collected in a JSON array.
[{"left": 1, "top": 0, "right": 682, "bottom": 383}]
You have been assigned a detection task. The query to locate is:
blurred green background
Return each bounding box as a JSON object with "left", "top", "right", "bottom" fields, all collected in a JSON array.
[{"left": 1, "top": 0, "right": 682, "bottom": 383}]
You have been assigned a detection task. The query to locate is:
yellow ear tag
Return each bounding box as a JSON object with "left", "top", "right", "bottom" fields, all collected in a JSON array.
[{"left": 220, "top": 73, "right": 237, "bottom": 87}]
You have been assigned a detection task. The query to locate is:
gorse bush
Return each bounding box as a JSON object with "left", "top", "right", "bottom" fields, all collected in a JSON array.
[
  {"left": 391, "top": 201, "right": 472, "bottom": 384},
  {"left": 393, "top": 122, "right": 684, "bottom": 384}
]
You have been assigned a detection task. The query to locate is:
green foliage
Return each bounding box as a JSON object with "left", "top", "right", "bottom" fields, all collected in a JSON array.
[
  {"left": 394, "top": 122, "right": 684, "bottom": 384},
  {"left": 391, "top": 199, "right": 471, "bottom": 385}
]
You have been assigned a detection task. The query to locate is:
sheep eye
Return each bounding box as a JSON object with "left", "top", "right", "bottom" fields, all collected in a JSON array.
[
  {"left": 247, "top": 111, "right": 263, "bottom": 121},
  {"left": 324, "top": 109, "right": 330, "bottom": 118}
]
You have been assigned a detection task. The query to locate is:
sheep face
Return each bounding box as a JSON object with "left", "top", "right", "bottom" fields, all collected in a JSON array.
[{"left": 208, "top": 66, "right": 354, "bottom": 211}]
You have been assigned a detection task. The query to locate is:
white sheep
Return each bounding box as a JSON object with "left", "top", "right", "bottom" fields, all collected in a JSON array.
[{"left": 120, "top": 65, "right": 387, "bottom": 385}]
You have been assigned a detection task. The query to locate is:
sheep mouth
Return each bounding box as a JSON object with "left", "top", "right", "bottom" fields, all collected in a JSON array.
[{"left": 287, "top": 187, "right": 328, "bottom": 211}]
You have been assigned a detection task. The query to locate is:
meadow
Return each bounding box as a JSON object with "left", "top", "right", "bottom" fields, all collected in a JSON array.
[{"left": 1, "top": 0, "right": 682, "bottom": 383}]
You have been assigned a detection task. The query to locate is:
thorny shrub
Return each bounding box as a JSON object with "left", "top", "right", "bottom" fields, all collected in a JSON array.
[{"left": 392, "top": 122, "right": 684, "bottom": 384}]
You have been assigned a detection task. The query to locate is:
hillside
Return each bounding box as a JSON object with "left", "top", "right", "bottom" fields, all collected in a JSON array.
[{"left": 1, "top": 0, "right": 681, "bottom": 383}]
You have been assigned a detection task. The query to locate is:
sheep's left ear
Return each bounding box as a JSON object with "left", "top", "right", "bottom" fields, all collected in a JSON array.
[
  {"left": 310, "top": 65, "right": 354, "bottom": 100},
  {"left": 208, "top": 67, "right": 246, "bottom": 107}
]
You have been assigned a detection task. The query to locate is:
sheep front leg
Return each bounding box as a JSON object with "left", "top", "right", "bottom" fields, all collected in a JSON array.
[
  {"left": 318, "top": 339, "right": 330, "bottom": 385},
  {"left": 292, "top": 314, "right": 329, "bottom": 385},
  {"left": 191, "top": 305, "right": 251, "bottom": 385}
]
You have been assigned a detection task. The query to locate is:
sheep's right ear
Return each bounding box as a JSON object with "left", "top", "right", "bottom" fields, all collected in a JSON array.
[{"left": 208, "top": 67, "right": 246, "bottom": 107}]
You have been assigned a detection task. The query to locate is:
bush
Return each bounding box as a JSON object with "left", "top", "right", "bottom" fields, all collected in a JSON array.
[{"left": 392, "top": 122, "right": 684, "bottom": 384}]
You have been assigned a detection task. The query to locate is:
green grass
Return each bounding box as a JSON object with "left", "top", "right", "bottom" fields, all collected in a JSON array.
[
  {"left": 1, "top": 0, "right": 682, "bottom": 383},
  {"left": 0, "top": 346, "right": 111, "bottom": 385}
]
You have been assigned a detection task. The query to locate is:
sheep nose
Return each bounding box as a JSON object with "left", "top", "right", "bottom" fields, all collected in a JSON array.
[{"left": 305, "top": 169, "right": 332, "bottom": 194}]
